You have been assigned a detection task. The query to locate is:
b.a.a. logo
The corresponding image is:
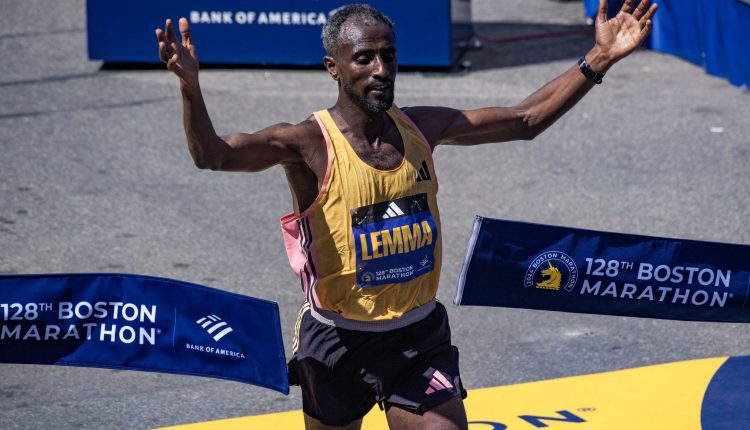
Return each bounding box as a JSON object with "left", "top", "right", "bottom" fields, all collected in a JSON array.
[
  {"left": 524, "top": 251, "right": 578, "bottom": 292},
  {"left": 536, "top": 261, "right": 563, "bottom": 290}
]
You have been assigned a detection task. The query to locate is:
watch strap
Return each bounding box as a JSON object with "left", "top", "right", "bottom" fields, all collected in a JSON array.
[{"left": 578, "top": 56, "right": 605, "bottom": 84}]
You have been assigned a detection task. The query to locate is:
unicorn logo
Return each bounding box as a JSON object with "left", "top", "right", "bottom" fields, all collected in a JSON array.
[
  {"left": 535, "top": 261, "right": 562, "bottom": 290},
  {"left": 524, "top": 251, "right": 579, "bottom": 292}
]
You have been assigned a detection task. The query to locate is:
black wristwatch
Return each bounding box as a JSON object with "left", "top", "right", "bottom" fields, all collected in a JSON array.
[{"left": 578, "top": 56, "right": 605, "bottom": 84}]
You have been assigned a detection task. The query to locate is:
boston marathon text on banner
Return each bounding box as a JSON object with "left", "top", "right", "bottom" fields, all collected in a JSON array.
[
  {"left": 0, "top": 273, "right": 289, "bottom": 394},
  {"left": 454, "top": 217, "right": 750, "bottom": 322},
  {"left": 2, "top": 300, "right": 158, "bottom": 345}
]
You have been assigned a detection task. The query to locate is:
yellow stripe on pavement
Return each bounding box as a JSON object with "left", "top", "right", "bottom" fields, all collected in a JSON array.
[{"left": 157, "top": 356, "right": 728, "bottom": 430}]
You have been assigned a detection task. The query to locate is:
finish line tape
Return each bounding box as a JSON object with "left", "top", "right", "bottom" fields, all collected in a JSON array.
[
  {"left": 455, "top": 217, "right": 750, "bottom": 322},
  {"left": 0, "top": 273, "right": 288, "bottom": 394}
]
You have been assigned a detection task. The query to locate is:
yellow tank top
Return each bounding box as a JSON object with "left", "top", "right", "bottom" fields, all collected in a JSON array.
[{"left": 280, "top": 106, "right": 441, "bottom": 330}]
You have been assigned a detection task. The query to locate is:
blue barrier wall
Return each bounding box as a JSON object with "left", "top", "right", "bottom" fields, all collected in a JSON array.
[
  {"left": 584, "top": 0, "right": 750, "bottom": 88},
  {"left": 87, "top": 0, "right": 452, "bottom": 67}
]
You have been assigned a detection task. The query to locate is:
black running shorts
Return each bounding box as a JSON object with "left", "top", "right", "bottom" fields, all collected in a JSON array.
[{"left": 287, "top": 301, "right": 466, "bottom": 426}]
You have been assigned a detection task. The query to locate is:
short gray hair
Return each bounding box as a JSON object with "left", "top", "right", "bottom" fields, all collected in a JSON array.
[{"left": 321, "top": 4, "right": 395, "bottom": 56}]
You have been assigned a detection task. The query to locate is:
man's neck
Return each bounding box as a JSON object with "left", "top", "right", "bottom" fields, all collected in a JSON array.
[{"left": 329, "top": 98, "right": 390, "bottom": 144}]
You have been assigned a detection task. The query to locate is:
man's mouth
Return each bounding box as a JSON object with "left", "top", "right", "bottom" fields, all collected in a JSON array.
[{"left": 367, "top": 83, "right": 392, "bottom": 93}]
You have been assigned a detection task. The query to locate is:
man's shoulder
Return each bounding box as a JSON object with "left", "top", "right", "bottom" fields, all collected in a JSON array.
[
  {"left": 399, "top": 106, "right": 461, "bottom": 147},
  {"left": 270, "top": 115, "right": 324, "bottom": 146},
  {"left": 282, "top": 116, "right": 327, "bottom": 168},
  {"left": 295, "top": 114, "right": 323, "bottom": 134},
  {"left": 400, "top": 105, "right": 458, "bottom": 118},
  {"left": 400, "top": 106, "right": 461, "bottom": 126}
]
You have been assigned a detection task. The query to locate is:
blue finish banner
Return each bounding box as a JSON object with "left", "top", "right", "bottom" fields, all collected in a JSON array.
[
  {"left": 585, "top": 0, "right": 750, "bottom": 88},
  {"left": 0, "top": 273, "right": 289, "bottom": 394},
  {"left": 454, "top": 217, "right": 750, "bottom": 322},
  {"left": 86, "top": 0, "right": 452, "bottom": 66}
]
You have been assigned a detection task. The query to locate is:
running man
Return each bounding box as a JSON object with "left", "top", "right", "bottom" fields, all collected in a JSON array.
[{"left": 156, "top": 1, "right": 657, "bottom": 428}]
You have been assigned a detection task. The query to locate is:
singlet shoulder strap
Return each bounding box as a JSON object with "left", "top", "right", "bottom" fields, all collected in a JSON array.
[
  {"left": 278, "top": 111, "right": 334, "bottom": 222},
  {"left": 387, "top": 105, "right": 433, "bottom": 153},
  {"left": 313, "top": 109, "right": 347, "bottom": 153}
]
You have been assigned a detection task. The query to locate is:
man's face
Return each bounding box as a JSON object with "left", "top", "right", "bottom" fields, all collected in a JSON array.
[{"left": 332, "top": 17, "right": 397, "bottom": 114}]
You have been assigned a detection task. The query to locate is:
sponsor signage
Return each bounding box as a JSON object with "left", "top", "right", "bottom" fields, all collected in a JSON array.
[
  {"left": 0, "top": 273, "right": 288, "bottom": 393},
  {"left": 455, "top": 217, "right": 750, "bottom": 322},
  {"left": 86, "top": 0, "right": 452, "bottom": 66}
]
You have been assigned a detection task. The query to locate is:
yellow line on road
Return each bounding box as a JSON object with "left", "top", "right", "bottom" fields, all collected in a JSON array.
[{"left": 157, "top": 356, "right": 727, "bottom": 429}]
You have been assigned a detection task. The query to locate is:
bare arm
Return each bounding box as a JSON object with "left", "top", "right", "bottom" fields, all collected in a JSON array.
[
  {"left": 410, "top": 0, "right": 658, "bottom": 148},
  {"left": 155, "top": 18, "right": 303, "bottom": 171}
]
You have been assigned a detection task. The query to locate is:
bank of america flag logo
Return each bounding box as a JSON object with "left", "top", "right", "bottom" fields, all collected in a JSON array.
[
  {"left": 196, "top": 315, "right": 233, "bottom": 341},
  {"left": 382, "top": 201, "right": 405, "bottom": 219}
]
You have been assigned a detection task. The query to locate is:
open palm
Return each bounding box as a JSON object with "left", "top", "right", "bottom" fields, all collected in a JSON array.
[
  {"left": 155, "top": 18, "right": 200, "bottom": 90},
  {"left": 595, "top": 0, "right": 658, "bottom": 63}
]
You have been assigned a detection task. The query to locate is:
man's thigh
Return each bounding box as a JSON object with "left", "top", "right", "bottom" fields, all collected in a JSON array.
[{"left": 293, "top": 301, "right": 464, "bottom": 425}]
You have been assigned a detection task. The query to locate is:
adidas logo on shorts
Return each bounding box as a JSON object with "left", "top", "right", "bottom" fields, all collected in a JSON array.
[{"left": 425, "top": 369, "right": 454, "bottom": 395}]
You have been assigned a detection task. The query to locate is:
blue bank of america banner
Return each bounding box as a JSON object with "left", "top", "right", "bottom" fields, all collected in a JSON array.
[
  {"left": 86, "top": 0, "right": 452, "bottom": 66},
  {"left": 455, "top": 217, "right": 750, "bottom": 322},
  {"left": 0, "top": 273, "right": 289, "bottom": 394}
]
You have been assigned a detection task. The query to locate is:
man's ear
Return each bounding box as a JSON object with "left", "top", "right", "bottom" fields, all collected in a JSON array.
[{"left": 324, "top": 55, "right": 339, "bottom": 81}]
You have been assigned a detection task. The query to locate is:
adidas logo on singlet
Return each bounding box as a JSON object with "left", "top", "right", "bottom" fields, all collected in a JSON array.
[
  {"left": 382, "top": 201, "right": 405, "bottom": 219},
  {"left": 416, "top": 160, "right": 432, "bottom": 182}
]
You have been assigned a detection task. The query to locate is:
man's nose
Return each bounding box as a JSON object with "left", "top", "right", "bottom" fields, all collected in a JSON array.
[{"left": 372, "top": 55, "right": 391, "bottom": 79}]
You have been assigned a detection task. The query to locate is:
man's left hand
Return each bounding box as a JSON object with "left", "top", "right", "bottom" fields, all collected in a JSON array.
[{"left": 591, "top": 0, "right": 658, "bottom": 71}]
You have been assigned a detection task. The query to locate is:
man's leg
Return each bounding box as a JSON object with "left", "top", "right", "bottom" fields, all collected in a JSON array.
[
  {"left": 292, "top": 305, "right": 374, "bottom": 430},
  {"left": 304, "top": 414, "right": 363, "bottom": 430},
  {"left": 385, "top": 396, "right": 468, "bottom": 430}
]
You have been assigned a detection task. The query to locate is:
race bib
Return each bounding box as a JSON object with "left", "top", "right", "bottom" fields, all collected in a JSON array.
[{"left": 351, "top": 194, "right": 437, "bottom": 288}]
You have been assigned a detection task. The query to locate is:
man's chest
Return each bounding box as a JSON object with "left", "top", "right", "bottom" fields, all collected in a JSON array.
[{"left": 345, "top": 127, "right": 405, "bottom": 170}]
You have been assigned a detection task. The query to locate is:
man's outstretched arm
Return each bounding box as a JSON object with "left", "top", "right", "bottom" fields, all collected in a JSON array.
[
  {"left": 409, "top": 0, "right": 658, "bottom": 148},
  {"left": 156, "top": 18, "right": 303, "bottom": 172}
]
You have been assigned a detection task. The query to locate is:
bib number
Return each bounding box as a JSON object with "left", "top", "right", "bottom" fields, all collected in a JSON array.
[{"left": 351, "top": 194, "right": 437, "bottom": 288}]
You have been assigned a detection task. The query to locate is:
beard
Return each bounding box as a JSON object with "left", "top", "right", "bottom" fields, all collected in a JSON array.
[{"left": 342, "top": 80, "right": 395, "bottom": 114}]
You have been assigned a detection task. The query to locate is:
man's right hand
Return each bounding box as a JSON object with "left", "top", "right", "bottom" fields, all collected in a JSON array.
[{"left": 155, "top": 18, "right": 199, "bottom": 91}]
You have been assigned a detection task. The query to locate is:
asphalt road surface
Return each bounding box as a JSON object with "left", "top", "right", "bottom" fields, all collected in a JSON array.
[{"left": 1, "top": 0, "right": 749, "bottom": 428}]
